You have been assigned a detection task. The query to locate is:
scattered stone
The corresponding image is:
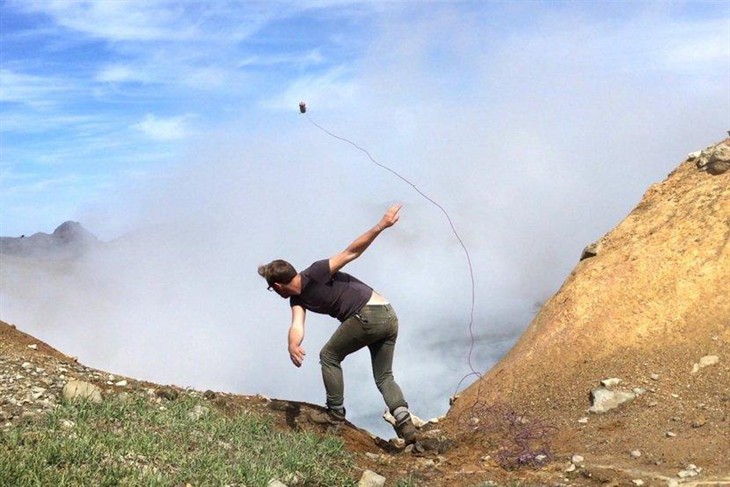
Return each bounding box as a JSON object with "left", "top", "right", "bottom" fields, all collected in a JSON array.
[
  {"left": 580, "top": 242, "right": 599, "bottom": 260},
  {"left": 578, "top": 417, "right": 589, "bottom": 424},
  {"left": 589, "top": 387, "right": 636, "bottom": 413},
  {"left": 666, "top": 480, "right": 679, "bottom": 487},
  {"left": 365, "top": 452, "right": 379, "bottom": 461},
  {"left": 59, "top": 419, "right": 75, "bottom": 429},
  {"left": 266, "top": 480, "right": 287, "bottom": 487},
  {"left": 694, "top": 142, "right": 730, "bottom": 175},
  {"left": 62, "top": 380, "right": 103, "bottom": 404},
  {"left": 571, "top": 454, "right": 584, "bottom": 464},
  {"left": 21, "top": 362, "right": 32, "bottom": 369},
  {"left": 632, "top": 480, "right": 644, "bottom": 486},
  {"left": 187, "top": 405, "right": 209, "bottom": 421},
  {"left": 632, "top": 387, "right": 646, "bottom": 395},
  {"left": 666, "top": 431, "right": 676, "bottom": 438},
  {"left": 565, "top": 463, "right": 577, "bottom": 473},
  {"left": 691, "top": 416, "right": 707, "bottom": 428},
  {"left": 691, "top": 355, "right": 720, "bottom": 374},
  {"left": 650, "top": 374, "right": 660, "bottom": 381},
  {"left": 156, "top": 389, "right": 179, "bottom": 401},
  {"left": 418, "top": 459, "right": 436, "bottom": 468},
  {"left": 282, "top": 471, "right": 303, "bottom": 485},
  {"left": 358, "top": 469, "right": 386, "bottom": 487},
  {"left": 648, "top": 401, "right": 658, "bottom": 407},
  {"left": 468, "top": 417, "right": 480, "bottom": 426},
  {"left": 115, "top": 380, "right": 127, "bottom": 387},
  {"left": 677, "top": 464, "right": 701, "bottom": 478},
  {"left": 27, "top": 344, "right": 38, "bottom": 350},
  {"left": 601, "top": 378, "right": 622, "bottom": 388},
  {"left": 630, "top": 450, "right": 641, "bottom": 459}
]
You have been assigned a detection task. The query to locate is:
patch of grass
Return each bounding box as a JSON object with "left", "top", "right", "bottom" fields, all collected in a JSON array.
[{"left": 0, "top": 394, "right": 356, "bottom": 486}]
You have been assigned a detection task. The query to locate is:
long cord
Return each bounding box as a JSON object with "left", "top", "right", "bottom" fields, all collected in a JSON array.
[{"left": 303, "top": 111, "right": 482, "bottom": 394}]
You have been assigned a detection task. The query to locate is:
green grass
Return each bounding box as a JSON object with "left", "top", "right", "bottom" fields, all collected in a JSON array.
[{"left": 0, "top": 393, "right": 356, "bottom": 486}]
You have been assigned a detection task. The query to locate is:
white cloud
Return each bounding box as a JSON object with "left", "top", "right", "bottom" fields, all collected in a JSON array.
[
  {"left": 262, "top": 65, "right": 358, "bottom": 111},
  {"left": 131, "top": 113, "right": 193, "bottom": 141},
  {"left": 14, "top": 0, "right": 196, "bottom": 42},
  {"left": 12, "top": 0, "right": 288, "bottom": 43},
  {"left": 95, "top": 64, "right": 150, "bottom": 84},
  {"left": 0, "top": 69, "right": 72, "bottom": 107}
]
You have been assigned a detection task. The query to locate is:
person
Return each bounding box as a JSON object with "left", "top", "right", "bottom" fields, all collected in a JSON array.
[{"left": 258, "top": 204, "right": 417, "bottom": 444}]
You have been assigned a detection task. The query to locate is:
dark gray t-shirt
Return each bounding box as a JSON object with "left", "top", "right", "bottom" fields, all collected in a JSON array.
[{"left": 290, "top": 259, "right": 372, "bottom": 321}]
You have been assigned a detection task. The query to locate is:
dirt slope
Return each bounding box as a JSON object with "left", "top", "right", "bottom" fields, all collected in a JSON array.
[{"left": 446, "top": 139, "right": 730, "bottom": 483}]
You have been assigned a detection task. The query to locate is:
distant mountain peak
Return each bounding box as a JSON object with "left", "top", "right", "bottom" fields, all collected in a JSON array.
[
  {"left": 52, "top": 221, "right": 99, "bottom": 242},
  {"left": 1, "top": 221, "right": 100, "bottom": 257}
]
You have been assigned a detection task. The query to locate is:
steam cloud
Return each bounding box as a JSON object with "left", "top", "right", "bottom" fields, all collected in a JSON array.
[{"left": 2, "top": 9, "right": 727, "bottom": 437}]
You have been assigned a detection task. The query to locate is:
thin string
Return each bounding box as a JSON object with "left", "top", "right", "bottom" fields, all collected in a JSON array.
[{"left": 304, "top": 112, "right": 482, "bottom": 394}]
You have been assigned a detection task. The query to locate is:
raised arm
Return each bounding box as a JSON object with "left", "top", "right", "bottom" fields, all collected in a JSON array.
[
  {"left": 287, "top": 305, "right": 307, "bottom": 367},
  {"left": 329, "top": 204, "right": 402, "bottom": 274}
]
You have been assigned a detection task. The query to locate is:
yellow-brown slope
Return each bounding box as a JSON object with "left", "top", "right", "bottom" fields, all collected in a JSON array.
[{"left": 446, "top": 139, "right": 729, "bottom": 480}]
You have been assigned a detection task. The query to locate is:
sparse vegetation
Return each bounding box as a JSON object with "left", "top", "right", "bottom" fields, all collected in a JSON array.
[{"left": 0, "top": 394, "right": 357, "bottom": 486}]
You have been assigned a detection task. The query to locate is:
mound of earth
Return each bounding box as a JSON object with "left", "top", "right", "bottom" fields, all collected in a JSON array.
[{"left": 445, "top": 139, "right": 729, "bottom": 485}]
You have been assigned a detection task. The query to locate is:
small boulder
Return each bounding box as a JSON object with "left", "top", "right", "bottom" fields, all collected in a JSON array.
[
  {"left": 62, "top": 380, "right": 102, "bottom": 404},
  {"left": 358, "top": 469, "right": 386, "bottom": 487},
  {"left": 589, "top": 388, "right": 636, "bottom": 413},
  {"left": 691, "top": 355, "right": 720, "bottom": 374}
]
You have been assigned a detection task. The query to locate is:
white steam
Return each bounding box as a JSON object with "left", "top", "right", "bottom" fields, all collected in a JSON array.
[{"left": 2, "top": 8, "right": 727, "bottom": 437}]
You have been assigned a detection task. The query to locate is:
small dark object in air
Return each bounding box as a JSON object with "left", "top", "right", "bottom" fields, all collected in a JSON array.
[{"left": 299, "top": 101, "right": 306, "bottom": 113}]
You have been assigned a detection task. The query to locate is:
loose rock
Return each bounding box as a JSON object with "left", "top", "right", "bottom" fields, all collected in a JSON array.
[
  {"left": 691, "top": 355, "right": 720, "bottom": 374},
  {"left": 62, "top": 380, "right": 103, "bottom": 404},
  {"left": 589, "top": 387, "right": 636, "bottom": 413},
  {"left": 358, "top": 469, "right": 386, "bottom": 487}
]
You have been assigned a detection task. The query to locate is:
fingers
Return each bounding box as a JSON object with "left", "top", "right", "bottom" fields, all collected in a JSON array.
[
  {"left": 290, "top": 347, "right": 306, "bottom": 367},
  {"left": 382, "top": 204, "right": 401, "bottom": 226},
  {"left": 389, "top": 203, "right": 403, "bottom": 215}
]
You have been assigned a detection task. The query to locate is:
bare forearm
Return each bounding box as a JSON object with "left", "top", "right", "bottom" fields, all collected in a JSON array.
[
  {"left": 329, "top": 204, "right": 402, "bottom": 274},
  {"left": 344, "top": 224, "right": 383, "bottom": 258},
  {"left": 288, "top": 324, "right": 304, "bottom": 348}
]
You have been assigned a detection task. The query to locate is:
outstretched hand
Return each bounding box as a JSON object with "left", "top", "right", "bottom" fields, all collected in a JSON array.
[{"left": 378, "top": 204, "right": 402, "bottom": 230}]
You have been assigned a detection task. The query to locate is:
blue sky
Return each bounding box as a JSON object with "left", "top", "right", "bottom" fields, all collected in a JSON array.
[
  {"left": 1, "top": 1, "right": 378, "bottom": 235},
  {"left": 2, "top": 1, "right": 727, "bottom": 238},
  {"left": 1, "top": 1, "right": 729, "bottom": 435}
]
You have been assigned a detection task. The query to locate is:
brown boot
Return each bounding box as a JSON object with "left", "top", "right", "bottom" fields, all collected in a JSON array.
[
  {"left": 308, "top": 407, "right": 346, "bottom": 425},
  {"left": 395, "top": 414, "right": 417, "bottom": 444}
]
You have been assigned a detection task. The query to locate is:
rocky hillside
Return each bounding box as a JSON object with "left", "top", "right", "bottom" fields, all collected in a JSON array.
[
  {"left": 1, "top": 139, "right": 728, "bottom": 487},
  {"left": 446, "top": 139, "right": 729, "bottom": 483}
]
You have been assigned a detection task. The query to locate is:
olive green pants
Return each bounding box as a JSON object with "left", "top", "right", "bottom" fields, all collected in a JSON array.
[{"left": 319, "top": 304, "right": 408, "bottom": 413}]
